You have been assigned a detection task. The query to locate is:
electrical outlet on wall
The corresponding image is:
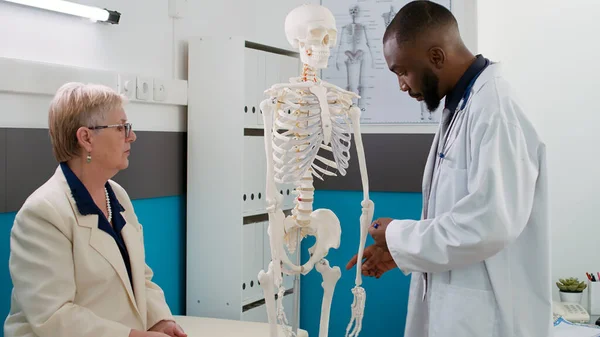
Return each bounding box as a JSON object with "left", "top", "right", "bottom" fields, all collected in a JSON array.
[
  {"left": 136, "top": 77, "right": 152, "bottom": 100},
  {"left": 117, "top": 74, "right": 136, "bottom": 99},
  {"left": 153, "top": 79, "right": 167, "bottom": 101}
]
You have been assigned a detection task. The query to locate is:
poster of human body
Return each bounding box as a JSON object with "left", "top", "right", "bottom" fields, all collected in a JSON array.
[{"left": 321, "top": 0, "right": 452, "bottom": 124}]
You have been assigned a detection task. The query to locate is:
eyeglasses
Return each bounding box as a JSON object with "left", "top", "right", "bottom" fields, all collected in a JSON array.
[{"left": 88, "top": 123, "right": 133, "bottom": 138}]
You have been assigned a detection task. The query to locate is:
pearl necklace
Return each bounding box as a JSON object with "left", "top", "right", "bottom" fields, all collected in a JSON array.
[{"left": 105, "top": 187, "right": 112, "bottom": 223}]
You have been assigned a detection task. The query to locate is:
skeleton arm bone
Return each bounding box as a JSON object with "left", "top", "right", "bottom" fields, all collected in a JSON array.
[
  {"left": 335, "top": 28, "right": 345, "bottom": 71},
  {"left": 362, "top": 28, "right": 375, "bottom": 69},
  {"left": 260, "top": 98, "right": 287, "bottom": 282},
  {"left": 261, "top": 98, "right": 285, "bottom": 213},
  {"left": 348, "top": 105, "right": 374, "bottom": 285},
  {"left": 260, "top": 97, "right": 289, "bottom": 337},
  {"left": 345, "top": 105, "right": 373, "bottom": 337}
]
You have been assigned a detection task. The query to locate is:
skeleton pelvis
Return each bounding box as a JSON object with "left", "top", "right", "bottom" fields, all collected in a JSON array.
[{"left": 282, "top": 208, "right": 341, "bottom": 275}]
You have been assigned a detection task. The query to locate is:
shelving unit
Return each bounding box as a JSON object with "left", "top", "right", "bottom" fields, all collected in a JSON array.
[{"left": 186, "top": 36, "right": 301, "bottom": 324}]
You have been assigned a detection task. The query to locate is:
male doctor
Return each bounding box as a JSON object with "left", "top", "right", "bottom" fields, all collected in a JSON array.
[{"left": 346, "top": 1, "right": 552, "bottom": 336}]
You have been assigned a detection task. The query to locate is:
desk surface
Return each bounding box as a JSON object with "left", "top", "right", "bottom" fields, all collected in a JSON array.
[{"left": 173, "top": 315, "right": 309, "bottom": 337}]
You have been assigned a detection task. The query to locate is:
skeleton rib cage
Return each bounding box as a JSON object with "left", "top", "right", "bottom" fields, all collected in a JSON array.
[
  {"left": 269, "top": 84, "right": 355, "bottom": 186},
  {"left": 266, "top": 83, "right": 358, "bottom": 252}
]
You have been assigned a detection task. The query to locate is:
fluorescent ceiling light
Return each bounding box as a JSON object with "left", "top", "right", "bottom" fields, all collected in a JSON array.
[{"left": 3, "top": 0, "right": 120, "bottom": 24}]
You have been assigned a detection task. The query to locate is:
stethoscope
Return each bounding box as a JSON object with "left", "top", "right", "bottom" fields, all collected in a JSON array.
[
  {"left": 437, "top": 62, "right": 490, "bottom": 162},
  {"left": 421, "top": 62, "right": 490, "bottom": 221}
]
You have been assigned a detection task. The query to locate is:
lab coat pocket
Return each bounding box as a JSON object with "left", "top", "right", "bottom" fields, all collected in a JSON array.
[
  {"left": 430, "top": 283, "right": 498, "bottom": 337},
  {"left": 434, "top": 165, "right": 468, "bottom": 214}
]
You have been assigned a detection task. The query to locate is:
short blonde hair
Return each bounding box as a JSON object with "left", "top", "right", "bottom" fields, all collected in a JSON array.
[{"left": 48, "top": 82, "right": 125, "bottom": 162}]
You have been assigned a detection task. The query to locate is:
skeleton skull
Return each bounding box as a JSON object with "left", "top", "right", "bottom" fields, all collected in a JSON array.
[
  {"left": 285, "top": 4, "right": 337, "bottom": 69},
  {"left": 349, "top": 5, "right": 359, "bottom": 18}
]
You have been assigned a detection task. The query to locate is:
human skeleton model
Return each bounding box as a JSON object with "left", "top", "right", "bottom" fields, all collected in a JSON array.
[
  {"left": 257, "top": 4, "right": 374, "bottom": 337},
  {"left": 335, "top": 5, "right": 375, "bottom": 111},
  {"left": 382, "top": 5, "right": 397, "bottom": 27}
]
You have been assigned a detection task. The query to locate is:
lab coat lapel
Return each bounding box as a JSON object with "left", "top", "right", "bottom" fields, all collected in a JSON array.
[
  {"left": 422, "top": 108, "right": 456, "bottom": 219},
  {"left": 57, "top": 170, "right": 142, "bottom": 322},
  {"left": 422, "top": 127, "right": 442, "bottom": 219},
  {"left": 121, "top": 222, "right": 147, "bottom": 327}
]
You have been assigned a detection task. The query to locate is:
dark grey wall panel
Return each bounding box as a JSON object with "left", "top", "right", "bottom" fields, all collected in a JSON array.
[
  {"left": 2, "top": 128, "right": 186, "bottom": 213},
  {"left": 5, "top": 128, "right": 56, "bottom": 212},
  {"left": 112, "top": 131, "right": 187, "bottom": 199},
  {"left": 1, "top": 127, "right": 431, "bottom": 213},
  {"left": 312, "top": 133, "right": 435, "bottom": 193},
  {"left": 0, "top": 129, "right": 6, "bottom": 213}
]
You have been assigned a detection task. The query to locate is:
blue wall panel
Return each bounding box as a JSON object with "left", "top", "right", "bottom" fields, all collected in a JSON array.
[
  {"left": 299, "top": 190, "right": 422, "bottom": 337},
  {"left": 1, "top": 190, "right": 423, "bottom": 337},
  {"left": 0, "top": 212, "right": 13, "bottom": 337},
  {"left": 0, "top": 195, "right": 186, "bottom": 337},
  {"left": 131, "top": 196, "right": 186, "bottom": 316}
]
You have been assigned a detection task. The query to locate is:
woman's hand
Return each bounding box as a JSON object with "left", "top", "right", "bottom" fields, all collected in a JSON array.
[
  {"left": 148, "top": 320, "right": 187, "bottom": 337},
  {"left": 129, "top": 330, "right": 170, "bottom": 337}
]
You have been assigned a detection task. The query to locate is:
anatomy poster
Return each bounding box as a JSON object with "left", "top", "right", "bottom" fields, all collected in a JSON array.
[{"left": 320, "top": 0, "right": 451, "bottom": 124}]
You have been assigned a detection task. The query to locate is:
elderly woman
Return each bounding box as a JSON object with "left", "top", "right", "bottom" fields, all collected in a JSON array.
[{"left": 4, "top": 83, "right": 186, "bottom": 337}]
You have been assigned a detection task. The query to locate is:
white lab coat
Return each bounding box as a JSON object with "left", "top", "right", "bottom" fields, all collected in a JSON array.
[{"left": 385, "top": 63, "right": 553, "bottom": 337}]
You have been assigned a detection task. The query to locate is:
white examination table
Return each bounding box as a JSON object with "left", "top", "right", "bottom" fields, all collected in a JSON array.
[{"left": 173, "top": 315, "right": 309, "bottom": 337}]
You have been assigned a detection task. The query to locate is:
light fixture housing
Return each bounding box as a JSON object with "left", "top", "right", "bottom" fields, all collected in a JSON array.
[{"left": 3, "top": 0, "right": 120, "bottom": 24}]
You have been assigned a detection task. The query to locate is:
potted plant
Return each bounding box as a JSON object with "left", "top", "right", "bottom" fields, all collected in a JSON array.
[{"left": 556, "top": 277, "right": 587, "bottom": 303}]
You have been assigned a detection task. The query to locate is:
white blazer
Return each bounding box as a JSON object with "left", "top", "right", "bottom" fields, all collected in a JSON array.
[
  {"left": 385, "top": 63, "right": 552, "bottom": 336},
  {"left": 4, "top": 166, "right": 174, "bottom": 337}
]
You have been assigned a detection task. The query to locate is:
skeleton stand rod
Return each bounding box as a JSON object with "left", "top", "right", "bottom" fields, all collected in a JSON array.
[{"left": 292, "top": 228, "right": 300, "bottom": 335}]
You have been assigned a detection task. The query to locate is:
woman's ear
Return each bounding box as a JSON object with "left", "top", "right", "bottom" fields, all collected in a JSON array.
[{"left": 75, "top": 127, "right": 94, "bottom": 153}]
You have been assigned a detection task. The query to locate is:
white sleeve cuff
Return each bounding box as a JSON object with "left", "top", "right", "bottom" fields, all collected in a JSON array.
[{"left": 385, "top": 219, "right": 417, "bottom": 276}]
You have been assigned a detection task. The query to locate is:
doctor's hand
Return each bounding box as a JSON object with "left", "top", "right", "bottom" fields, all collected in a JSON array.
[
  {"left": 346, "top": 244, "right": 396, "bottom": 279},
  {"left": 369, "top": 217, "right": 393, "bottom": 251},
  {"left": 149, "top": 320, "right": 187, "bottom": 337}
]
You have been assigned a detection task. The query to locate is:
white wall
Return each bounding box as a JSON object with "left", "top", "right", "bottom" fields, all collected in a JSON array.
[
  {"left": 174, "top": 0, "right": 319, "bottom": 79},
  {"left": 477, "top": 0, "right": 600, "bottom": 304},
  {"left": 0, "top": 0, "right": 317, "bottom": 80},
  {"left": 0, "top": 0, "right": 175, "bottom": 78},
  {"left": 0, "top": 0, "right": 319, "bottom": 133},
  {"left": 0, "top": 0, "right": 477, "bottom": 135}
]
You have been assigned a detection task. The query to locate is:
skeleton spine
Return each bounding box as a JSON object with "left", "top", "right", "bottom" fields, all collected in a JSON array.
[
  {"left": 302, "top": 63, "right": 317, "bottom": 83},
  {"left": 293, "top": 169, "right": 314, "bottom": 225}
]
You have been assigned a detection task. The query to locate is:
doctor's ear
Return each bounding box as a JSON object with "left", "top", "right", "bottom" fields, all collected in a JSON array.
[
  {"left": 428, "top": 47, "right": 446, "bottom": 70},
  {"left": 76, "top": 126, "right": 94, "bottom": 153}
]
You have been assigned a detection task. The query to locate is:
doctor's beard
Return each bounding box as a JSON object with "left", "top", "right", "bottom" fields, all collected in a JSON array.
[{"left": 421, "top": 68, "right": 441, "bottom": 112}]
